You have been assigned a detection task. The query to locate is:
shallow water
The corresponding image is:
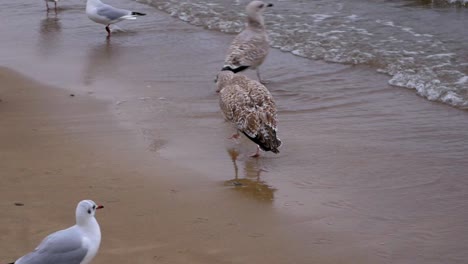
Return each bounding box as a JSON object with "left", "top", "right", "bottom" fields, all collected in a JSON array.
[
  {"left": 1, "top": 0, "right": 468, "bottom": 263},
  {"left": 139, "top": 0, "right": 468, "bottom": 108}
]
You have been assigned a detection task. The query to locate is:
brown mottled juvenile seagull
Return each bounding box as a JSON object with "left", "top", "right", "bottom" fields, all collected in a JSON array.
[
  {"left": 222, "top": 1, "right": 273, "bottom": 84},
  {"left": 216, "top": 71, "right": 281, "bottom": 157}
]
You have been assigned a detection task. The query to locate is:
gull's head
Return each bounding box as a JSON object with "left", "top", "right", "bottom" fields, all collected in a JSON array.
[
  {"left": 76, "top": 200, "right": 104, "bottom": 225},
  {"left": 215, "top": 70, "right": 235, "bottom": 92},
  {"left": 246, "top": 1, "right": 273, "bottom": 16}
]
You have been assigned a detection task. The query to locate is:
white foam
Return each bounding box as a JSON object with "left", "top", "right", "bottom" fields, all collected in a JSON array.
[
  {"left": 431, "top": 63, "right": 451, "bottom": 69},
  {"left": 317, "top": 30, "right": 346, "bottom": 37},
  {"left": 455, "top": 76, "right": 468, "bottom": 84},
  {"left": 441, "top": 91, "right": 465, "bottom": 106},
  {"left": 309, "top": 14, "right": 333, "bottom": 23},
  {"left": 346, "top": 14, "right": 359, "bottom": 21},
  {"left": 401, "top": 27, "right": 413, "bottom": 32},
  {"left": 448, "top": 0, "right": 468, "bottom": 4},
  {"left": 349, "top": 26, "right": 373, "bottom": 36},
  {"left": 426, "top": 53, "right": 455, "bottom": 59},
  {"left": 376, "top": 19, "right": 395, "bottom": 27},
  {"left": 402, "top": 50, "right": 419, "bottom": 55},
  {"left": 147, "top": 0, "right": 468, "bottom": 109},
  {"left": 291, "top": 49, "right": 306, "bottom": 57}
]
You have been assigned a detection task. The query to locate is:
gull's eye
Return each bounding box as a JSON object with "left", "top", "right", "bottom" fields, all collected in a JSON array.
[{"left": 92, "top": 205, "right": 96, "bottom": 210}]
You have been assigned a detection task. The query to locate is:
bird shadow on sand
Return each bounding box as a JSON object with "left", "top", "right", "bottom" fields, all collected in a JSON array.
[{"left": 223, "top": 148, "right": 276, "bottom": 202}]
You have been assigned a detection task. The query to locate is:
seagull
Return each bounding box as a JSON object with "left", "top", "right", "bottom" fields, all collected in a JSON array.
[
  {"left": 86, "top": 0, "right": 146, "bottom": 37},
  {"left": 222, "top": 1, "right": 273, "bottom": 84},
  {"left": 216, "top": 70, "right": 281, "bottom": 157},
  {"left": 45, "top": 0, "right": 59, "bottom": 12},
  {"left": 9, "top": 200, "right": 104, "bottom": 264}
]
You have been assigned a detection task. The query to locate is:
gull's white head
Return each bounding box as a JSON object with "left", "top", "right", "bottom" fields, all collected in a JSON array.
[
  {"left": 246, "top": 1, "right": 273, "bottom": 24},
  {"left": 76, "top": 200, "right": 104, "bottom": 226}
]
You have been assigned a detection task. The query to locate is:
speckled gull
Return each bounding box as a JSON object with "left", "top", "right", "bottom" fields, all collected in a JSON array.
[
  {"left": 9, "top": 200, "right": 104, "bottom": 264},
  {"left": 222, "top": 1, "right": 273, "bottom": 84},
  {"left": 86, "top": 0, "right": 146, "bottom": 37},
  {"left": 216, "top": 71, "right": 281, "bottom": 157}
]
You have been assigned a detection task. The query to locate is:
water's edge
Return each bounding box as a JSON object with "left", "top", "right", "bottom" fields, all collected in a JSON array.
[{"left": 136, "top": 0, "right": 468, "bottom": 109}]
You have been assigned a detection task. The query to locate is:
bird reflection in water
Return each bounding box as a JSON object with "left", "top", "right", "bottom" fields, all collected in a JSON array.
[
  {"left": 45, "top": 0, "right": 59, "bottom": 13},
  {"left": 224, "top": 148, "right": 276, "bottom": 202},
  {"left": 38, "top": 12, "right": 62, "bottom": 57},
  {"left": 82, "top": 39, "right": 117, "bottom": 86}
]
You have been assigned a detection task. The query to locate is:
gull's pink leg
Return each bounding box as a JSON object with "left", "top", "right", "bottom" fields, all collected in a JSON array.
[
  {"left": 228, "top": 132, "right": 240, "bottom": 140},
  {"left": 228, "top": 131, "right": 240, "bottom": 144},
  {"left": 250, "top": 146, "right": 260, "bottom": 158}
]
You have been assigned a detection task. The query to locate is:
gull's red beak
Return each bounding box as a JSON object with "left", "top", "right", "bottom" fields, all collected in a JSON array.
[{"left": 96, "top": 205, "right": 104, "bottom": 209}]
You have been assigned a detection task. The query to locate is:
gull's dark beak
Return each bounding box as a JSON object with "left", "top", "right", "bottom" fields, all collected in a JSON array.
[
  {"left": 96, "top": 205, "right": 104, "bottom": 209},
  {"left": 267, "top": 3, "right": 273, "bottom": 7}
]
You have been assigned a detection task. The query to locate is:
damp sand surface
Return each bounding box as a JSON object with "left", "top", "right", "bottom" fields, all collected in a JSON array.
[{"left": 1, "top": 1, "right": 468, "bottom": 263}]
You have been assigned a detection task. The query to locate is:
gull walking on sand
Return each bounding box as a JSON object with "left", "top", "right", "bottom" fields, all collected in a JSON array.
[
  {"left": 86, "top": 0, "right": 146, "bottom": 37},
  {"left": 9, "top": 200, "right": 104, "bottom": 264},
  {"left": 216, "top": 71, "right": 281, "bottom": 157},
  {"left": 45, "top": 0, "right": 59, "bottom": 12},
  {"left": 222, "top": 1, "right": 273, "bottom": 84}
]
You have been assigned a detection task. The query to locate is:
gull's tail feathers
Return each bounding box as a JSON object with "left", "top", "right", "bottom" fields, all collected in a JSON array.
[{"left": 242, "top": 126, "right": 281, "bottom": 154}]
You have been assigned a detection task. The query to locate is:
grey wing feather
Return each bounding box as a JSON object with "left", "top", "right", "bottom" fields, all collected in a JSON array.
[
  {"left": 15, "top": 228, "right": 87, "bottom": 264},
  {"left": 97, "top": 5, "right": 131, "bottom": 20}
]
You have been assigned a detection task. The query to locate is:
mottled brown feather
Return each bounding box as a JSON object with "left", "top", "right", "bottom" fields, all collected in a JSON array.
[
  {"left": 223, "top": 1, "right": 270, "bottom": 71},
  {"left": 217, "top": 71, "right": 281, "bottom": 153},
  {"left": 224, "top": 29, "right": 269, "bottom": 70}
]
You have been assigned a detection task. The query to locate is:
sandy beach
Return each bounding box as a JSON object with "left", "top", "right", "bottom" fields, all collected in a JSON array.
[
  {"left": 0, "top": 68, "right": 369, "bottom": 264},
  {"left": 1, "top": 0, "right": 468, "bottom": 263}
]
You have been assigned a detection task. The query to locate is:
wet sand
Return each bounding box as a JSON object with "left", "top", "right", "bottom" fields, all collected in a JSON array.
[
  {"left": 0, "top": 69, "right": 369, "bottom": 264},
  {"left": 1, "top": 0, "right": 468, "bottom": 264}
]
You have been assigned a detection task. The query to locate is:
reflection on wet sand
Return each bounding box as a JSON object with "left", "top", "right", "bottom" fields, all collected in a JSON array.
[
  {"left": 82, "top": 40, "right": 120, "bottom": 85},
  {"left": 224, "top": 148, "right": 276, "bottom": 202},
  {"left": 37, "top": 12, "right": 62, "bottom": 57},
  {"left": 45, "top": 0, "right": 59, "bottom": 13}
]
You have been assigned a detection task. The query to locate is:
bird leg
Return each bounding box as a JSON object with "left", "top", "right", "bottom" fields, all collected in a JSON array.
[
  {"left": 228, "top": 131, "right": 240, "bottom": 144},
  {"left": 256, "top": 69, "right": 269, "bottom": 84},
  {"left": 105, "top": 25, "right": 111, "bottom": 37},
  {"left": 250, "top": 146, "right": 261, "bottom": 158},
  {"left": 46, "top": 1, "right": 49, "bottom": 11},
  {"left": 54, "top": 2, "right": 57, "bottom": 12},
  {"left": 228, "top": 132, "right": 240, "bottom": 140}
]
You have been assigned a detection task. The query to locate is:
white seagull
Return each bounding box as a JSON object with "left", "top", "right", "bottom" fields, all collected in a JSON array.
[
  {"left": 222, "top": 1, "right": 273, "bottom": 84},
  {"left": 9, "top": 200, "right": 104, "bottom": 264},
  {"left": 216, "top": 71, "right": 281, "bottom": 157},
  {"left": 86, "top": 0, "right": 146, "bottom": 37}
]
